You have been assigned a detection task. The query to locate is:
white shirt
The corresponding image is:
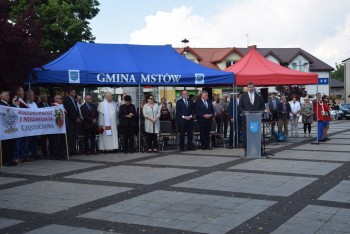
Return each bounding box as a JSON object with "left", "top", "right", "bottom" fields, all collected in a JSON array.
[
  {"left": 249, "top": 92, "right": 254, "bottom": 104},
  {"left": 27, "top": 101, "right": 38, "bottom": 109},
  {"left": 289, "top": 100, "right": 301, "bottom": 116}
]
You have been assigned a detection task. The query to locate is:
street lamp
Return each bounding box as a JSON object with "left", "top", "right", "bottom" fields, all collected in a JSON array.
[{"left": 181, "top": 38, "right": 189, "bottom": 47}]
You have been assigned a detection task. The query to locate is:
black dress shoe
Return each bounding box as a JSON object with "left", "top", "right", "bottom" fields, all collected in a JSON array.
[
  {"left": 201, "top": 147, "right": 207, "bottom": 150},
  {"left": 187, "top": 147, "right": 196, "bottom": 151},
  {"left": 179, "top": 148, "right": 185, "bottom": 152},
  {"left": 227, "top": 145, "right": 234, "bottom": 149},
  {"left": 207, "top": 147, "right": 213, "bottom": 150}
]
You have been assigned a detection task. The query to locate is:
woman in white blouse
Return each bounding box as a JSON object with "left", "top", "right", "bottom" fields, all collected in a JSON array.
[
  {"left": 143, "top": 94, "right": 161, "bottom": 152},
  {"left": 289, "top": 94, "right": 301, "bottom": 137}
]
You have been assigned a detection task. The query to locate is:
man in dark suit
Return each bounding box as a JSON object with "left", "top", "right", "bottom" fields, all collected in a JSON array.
[
  {"left": 37, "top": 93, "right": 51, "bottom": 157},
  {"left": 0, "top": 91, "right": 17, "bottom": 166},
  {"left": 81, "top": 94, "right": 99, "bottom": 155},
  {"left": 239, "top": 82, "right": 265, "bottom": 113},
  {"left": 239, "top": 82, "right": 265, "bottom": 156},
  {"left": 176, "top": 90, "right": 195, "bottom": 151},
  {"left": 118, "top": 95, "right": 138, "bottom": 153},
  {"left": 196, "top": 90, "right": 215, "bottom": 150},
  {"left": 12, "top": 86, "right": 30, "bottom": 162},
  {"left": 228, "top": 92, "right": 243, "bottom": 148},
  {"left": 63, "top": 88, "right": 81, "bottom": 155},
  {"left": 268, "top": 92, "right": 280, "bottom": 133}
]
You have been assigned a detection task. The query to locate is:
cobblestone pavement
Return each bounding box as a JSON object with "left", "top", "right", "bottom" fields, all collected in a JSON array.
[{"left": 0, "top": 121, "right": 349, "bottom": 234}]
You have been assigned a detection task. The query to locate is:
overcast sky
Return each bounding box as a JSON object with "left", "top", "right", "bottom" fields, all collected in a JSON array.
[{"left": 89, "top": 0, "right": 350, "bottom": 68}]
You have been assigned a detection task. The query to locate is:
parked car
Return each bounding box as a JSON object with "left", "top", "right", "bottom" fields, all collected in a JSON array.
[
  {"left": 330, "top": 109, "right": 345, "bottom": 120},
  {"left": 338, "top": 104, "right": 350, "bottom": 120},
  {"left": 342, "top": 103, "right": 350, "bottom": 110}
]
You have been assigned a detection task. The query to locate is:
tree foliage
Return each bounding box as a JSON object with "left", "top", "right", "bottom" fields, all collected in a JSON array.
[
  {"left": 10, "top": 0, "right": 100, "bottom": 55},
  {"left": 330, "top": 63, "right": 344, "bottom": 82},
  {"left": 0, "top": 0, "right": 46, "bottom": 91},
  {"left": 0, "top": 0, "right": 100, "bottom": 91},
  {"left": 275, "top": 85, "right": 308, "bottom": 101}
]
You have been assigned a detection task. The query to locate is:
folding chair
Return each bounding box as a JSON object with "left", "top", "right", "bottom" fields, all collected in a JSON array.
[
  {"left": 192, "top": 120, "right": 201, "bottom": 148},
  {"left": 159, "top": 121, "right": 177, "bottom": 150},
  {"left": 210, "top": 120, "right": 225, "bottom": 147}
]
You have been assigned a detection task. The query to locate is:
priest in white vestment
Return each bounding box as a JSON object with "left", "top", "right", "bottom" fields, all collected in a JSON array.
[{"left": 98, "top": 92, "right": 119, "bottom": 151}]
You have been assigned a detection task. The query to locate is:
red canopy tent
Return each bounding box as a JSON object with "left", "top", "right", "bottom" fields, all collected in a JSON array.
[{"left": 225, "top": 46, "right": 318, "bottom": 86}]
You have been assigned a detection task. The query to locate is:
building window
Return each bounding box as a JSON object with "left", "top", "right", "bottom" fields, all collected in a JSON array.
[
  {"left": 226, "top": 60, "right": 236, "bottom": 68},
  {"left": 292, "top": 63, "right": 297, "bottom": 70}
]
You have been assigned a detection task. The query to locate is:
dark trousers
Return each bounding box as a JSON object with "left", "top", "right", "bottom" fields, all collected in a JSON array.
[
  {"left": 67, "top": 120, "right": 78, "bottom": 154},
  {"left": 199, "top": 119, "right": 211, "bottom": 148},
  {"left": 223, "top": 115, "right": 229, "bottom": 137},
  {"left": 303, "top": 123, "right": 311, "bottom": 134},
  {"left": 84, "top": 127, "right": 96, "bottom": 153},
  {"left": 179, "top": 120, "right": 194, "bottom": 149},
  {"left": 121, "top": 126, "right": 135, "bottom": 152},
  {"left": 28, "top": 136, "right": 38, "bottom": 158},
  {"left": 147, "top": 133, "right": 158, "bottom": 149},
  {"left": 228, "top": 120, "right": 242, "bottom": 146},
  {"left": 270, "top": 111, "right": 278, "bottom": 132},
  {"left": 1, "top": 139, "right": 15, "bottom": 164},
  {"left": 40, "top": 135, "right": 50, "bottom": 157},
  {"left": 52, "top": 134, "right": 66, "bottom": 159},
  {"left": 14, "top": 137, "right": 29, "bottom": 160},
  {"left": 215, "top": 116, "right": 222, "bottom": 133}
]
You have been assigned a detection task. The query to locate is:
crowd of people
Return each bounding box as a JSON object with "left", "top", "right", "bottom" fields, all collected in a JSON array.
[{"left": 1, "top": 83, "right": 336, "bottom": 166}]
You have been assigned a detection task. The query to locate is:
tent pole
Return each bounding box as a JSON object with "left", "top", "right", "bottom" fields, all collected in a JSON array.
[
  {"left": 316, "top": 83, "right": 319, "bottom": 143},
  {"left": 235, "top": 84, "right": 238, "bottom": 147},
  {"left": 139, "top": 85, "right": 141, "bottom": 152}
]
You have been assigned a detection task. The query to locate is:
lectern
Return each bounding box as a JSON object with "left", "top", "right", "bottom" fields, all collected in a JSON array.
[{"left": 243, "top": 111, "right": 263, "bottom": 158}]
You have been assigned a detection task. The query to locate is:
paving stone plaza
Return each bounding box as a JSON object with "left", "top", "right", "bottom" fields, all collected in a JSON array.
[{"left": 0, "top": 121, "right": 349, "bottom": 234}]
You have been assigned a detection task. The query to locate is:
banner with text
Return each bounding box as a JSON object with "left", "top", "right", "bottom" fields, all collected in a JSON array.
[{"left": 0, "top": 105, "right": 66, "bottom": 140}]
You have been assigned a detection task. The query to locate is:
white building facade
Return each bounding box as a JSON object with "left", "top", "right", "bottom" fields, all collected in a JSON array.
[{"left": 343, "top": 58, "right": 350, "bottom": 103}]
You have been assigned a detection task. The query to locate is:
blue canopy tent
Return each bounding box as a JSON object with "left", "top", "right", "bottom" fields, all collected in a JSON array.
[{"left": 29, "top": 42, "right": 234, "bottom": 86}]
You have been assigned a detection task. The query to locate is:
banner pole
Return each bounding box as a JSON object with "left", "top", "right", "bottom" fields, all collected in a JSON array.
[
  {"left": 65, "top": 133, "right": 70, "bottom": 160},
  {"left": 0, "top": 140, "right": 3, "bottom": 174}
]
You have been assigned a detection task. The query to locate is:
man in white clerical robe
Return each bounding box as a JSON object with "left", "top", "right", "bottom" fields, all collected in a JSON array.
[{"left": 98, "top": 92, "right": 119, "bottom": 151}]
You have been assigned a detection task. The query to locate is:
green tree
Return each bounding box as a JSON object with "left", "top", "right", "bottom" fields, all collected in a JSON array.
[
  {"left": 275, "top": 85, "right": 308, "bottom": 101},
  {"left": 10, "top": 0, "right": 100, "bottom": 56},
  {"left": 330, "top": 63, "right": 344, "bottom": 81}
]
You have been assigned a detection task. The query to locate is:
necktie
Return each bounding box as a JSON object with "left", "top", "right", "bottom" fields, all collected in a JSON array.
[
  {"left": 44, "top": 102, "right": 48, "bottom": 107},
  {"left": 71, "top": 97, "right": 78, "bottom": 111},
  {"left": 184, "top": 99, "right": 188, "bottom": 108},
  {"left": 87, "top": 103, "right": 91, "bottom": 111},
  {"left": 204, "top": 101, "right": 208, "bottom": 108}
]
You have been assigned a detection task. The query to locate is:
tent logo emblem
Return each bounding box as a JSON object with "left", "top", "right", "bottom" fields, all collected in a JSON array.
[
  {"left": 69, "top": 70, "right": 80, "bottom": 83},
  {"left": 195, "top": 73, "right": 205, "bottom": 84},
  {"left": 249, "top": 122, "right": 259, "bottom": 133}
]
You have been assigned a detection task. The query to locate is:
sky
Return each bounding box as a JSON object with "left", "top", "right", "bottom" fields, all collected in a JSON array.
[{"left": 89, "top": 0, "right": 350, "bottom": 68}]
